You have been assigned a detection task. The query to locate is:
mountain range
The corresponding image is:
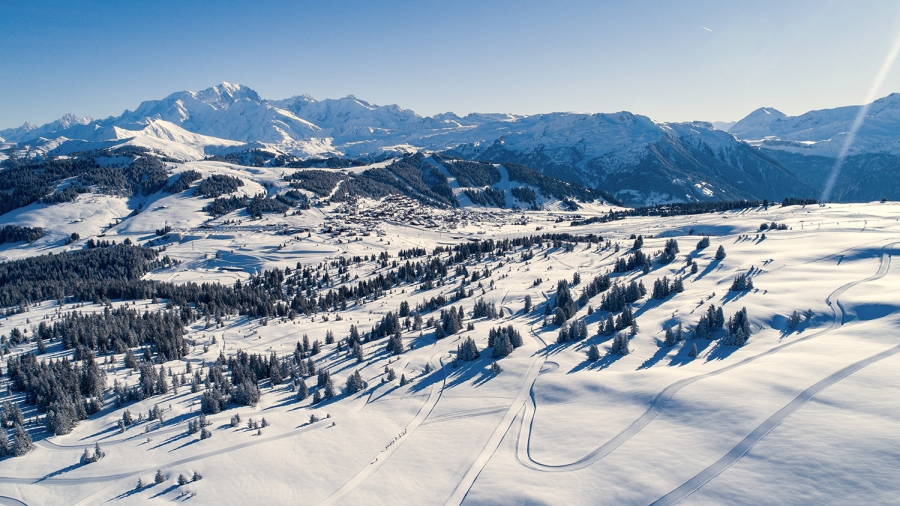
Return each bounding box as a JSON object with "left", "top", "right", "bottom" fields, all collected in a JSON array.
[{"left": 4, "top": 83, "right": 900, "bottom": 205}]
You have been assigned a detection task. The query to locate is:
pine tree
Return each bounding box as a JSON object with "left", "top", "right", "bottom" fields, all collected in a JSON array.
[
  {"left": 490, "top": 362, "right": 503, "bottom": 374},
  {"left": 13, "top": 423, "right": 32, "bottom": 456},
  {"left": 588, "top": 344, "right": 601, "bottom": 361},
  {"left": 610, "top": 333, "right": 630, "bottom": 356},
  {"left": 324, "top": 378, "right": 336, "bottom": 399},
  {"left": 178, "top": 474, "right": 188, "bottom": 486},
  {"left": 399, "top": 374, "right": 408, "bottom": 386},
  {"left": 492, "top": 332, "right": 513, "bottom": 359},
  {"left": 155, "top": 469, "right": 165, "bottom": 484},
  {"left": 345, "top": 370, "right": 365, "bottom": 394},
  {"left": 524, "top": 295, "right": 532, "bottom": 313},
  {"left": 715, "top": 245, "right": 726, "bottom": 260},
  {"left": 136, "top": 478, "right": 144, "bottom": 490},
  {"left": 689, "top": 342, "right": 698, "bottom": 358},
  {"left": 297, "top": 379, "right": 309, "bottom": 401},
  {"left": 664, "top": 326, "right": 676, "bottom": 347}
]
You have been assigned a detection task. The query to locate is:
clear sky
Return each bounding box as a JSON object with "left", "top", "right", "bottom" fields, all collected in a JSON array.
[{"left": 3, "top": 0, "right": 900, "bottom": 129}]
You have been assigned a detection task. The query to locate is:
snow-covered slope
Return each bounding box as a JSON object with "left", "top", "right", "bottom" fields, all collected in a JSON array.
[{"left": 1, "top": 191, "right": 899, "bottom": 505}]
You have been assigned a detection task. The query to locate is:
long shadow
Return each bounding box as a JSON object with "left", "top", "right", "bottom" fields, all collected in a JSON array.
[
  {"left": 441, "top": 360, "right": 494, "bottom": 390},
  {"left": 634, "top": 299, "right": 664, "bottom": 319},
  {"left": 80, "top": 423, "right": 120, "bottom": 442},
  {"left": 668, "top": 339, "right": 711, "bottom": 366},
  {"left": 704, "top": 340, "right": 740, "bottom": 362},
  {"left": 720, "top": 289, "right": 750, "bottom": 304},
  {"left": 171, "top": 437, "right": 201, "bottom": 452},
  {"left": 409, "top": 364, "right": 449, "bottom": 393},
  {"left": 111, "top": 487, "right": 142, "bottom": 501},
  {"left": 693, "top": 259, "right": 722, "bottom": 282},
  {"left": 637, "top": 342, "right": 671, "bottom": 370},
  {"left": 568, "top": 351, "right": 625, "bottom": 373},
  {"left": 36, "top": 461, "right": 83, "bottom": 482},
  {"left": 149, "top": 431, "right": 191, "bottom": 450},
  {"left": 149, "top": 483, "right": 180, "bottom": 499}
]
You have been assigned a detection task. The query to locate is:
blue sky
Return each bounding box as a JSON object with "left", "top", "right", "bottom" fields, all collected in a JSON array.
[{"left": 2, "top": 0, "right": 900, "bottom": 129}]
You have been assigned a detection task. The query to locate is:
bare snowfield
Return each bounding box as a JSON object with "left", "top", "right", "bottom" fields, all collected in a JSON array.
[{"left": 1, "top": 168, "right": 899, "bottom": 506}]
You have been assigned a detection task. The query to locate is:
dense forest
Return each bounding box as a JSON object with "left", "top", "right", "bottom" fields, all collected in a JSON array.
[{"left": 0, "top": 148, "right": 171, "bottom": 216}]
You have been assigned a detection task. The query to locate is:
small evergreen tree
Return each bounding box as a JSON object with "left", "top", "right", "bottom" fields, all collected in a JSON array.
[
  {"left": 12, "top": 424, "right": 32, "bottom": 456},
  {"left": 345, "top": 370, "right": 365, "bottom": 395},
  {"left": 297, "top": 379, "right": 309, "bottom": 401},
  {"left": 588, "top": 344, "right": 601, "bottom": 361},
  {"left": 155, "top": 469, "right": 165, "bottom": 484},
  {"left": 715, "top": 245, "right": 726, "bottom": 260},
  {"left": 610, "top": 333, "right": 630, "bottom": 356}
]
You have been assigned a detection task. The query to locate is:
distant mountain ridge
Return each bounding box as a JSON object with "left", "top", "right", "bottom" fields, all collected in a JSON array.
[{"left": 4, "top": 83, "right": 900, "bottom": 204}]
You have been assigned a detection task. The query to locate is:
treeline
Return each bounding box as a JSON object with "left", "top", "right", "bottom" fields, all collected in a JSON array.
[{"left": 0, "top": 225, "right": 44, "bottom": 245}]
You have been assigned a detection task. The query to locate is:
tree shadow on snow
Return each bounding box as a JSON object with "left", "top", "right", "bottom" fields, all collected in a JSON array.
[
  {"left": 149, "top": 483, "right": 180, "bottom": 499},
  {"left": 36, "top": 462, "right": 83, "bottom": 482},
  {"left": 692, "top": 259, "right": 722, "bottom": 282},
  {"left": 568, "top": 352, "right": 624, "bottom": 373},
  {"left": 637, "top": 342, "right": 670, "bottom": 370},
  {"left": 668, "top": 339, "right": 711, "bottom": 367},
  {"left": 704, "top": 340, "right": 740, "bottom": 362}
]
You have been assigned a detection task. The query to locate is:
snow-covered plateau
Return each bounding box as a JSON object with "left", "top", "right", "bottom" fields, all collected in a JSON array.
[{"left": 0, "top": 153, "right": 898, "bottom": 505}]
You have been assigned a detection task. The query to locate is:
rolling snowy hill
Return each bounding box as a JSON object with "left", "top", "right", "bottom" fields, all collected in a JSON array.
[{"left": 0, "top": 165, "right": 898, "bottom": 505}]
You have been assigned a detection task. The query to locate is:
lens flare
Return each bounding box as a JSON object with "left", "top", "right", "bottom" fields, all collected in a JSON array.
[{"left": 820, "top": 29, "right": 900, "bottom": 202}]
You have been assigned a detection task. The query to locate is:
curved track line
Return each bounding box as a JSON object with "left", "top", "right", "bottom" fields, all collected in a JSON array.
[
  {"left": 445, "top": 317, "right": 549, "bottom": 505},
  {"left": 0, "top": 497, "right": 28, "bottom": 506},
  {"left": 514, "top": 242, "right": 897, "bottom": 472},
  {"left": 651, "top": 343, "right": 900, "bottom": 506},
  {"left": 318, "top": 351, "right": 448, "bottom": 506}
]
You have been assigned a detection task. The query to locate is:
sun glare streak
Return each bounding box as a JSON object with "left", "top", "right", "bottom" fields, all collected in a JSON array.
[{"left": 820, "top": 26, "right": 900, "bottom": 202}]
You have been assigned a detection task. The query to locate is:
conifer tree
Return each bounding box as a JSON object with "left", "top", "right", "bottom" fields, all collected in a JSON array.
[
  {"left": 588, "top": 344, "right": 601, "bottom": 361},
  {"left": 715, "top": 245, "right": 726, "bottom": 260},
  {"left": 610, "top": 333, "right": 630, "bottom": 356},
  {"left": 297, "top": 379, "right": 309, "bottom": 401},
  {"left": 155, "top": 469, "right": 165, "bottom": 484}
]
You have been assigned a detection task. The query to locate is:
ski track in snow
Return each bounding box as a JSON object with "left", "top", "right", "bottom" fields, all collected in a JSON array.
[
  {"left": 509, "top": 242, "right": 898, "bottom": 479},
  {"left": 650, "top": 342, "right": 900, "bottom": 506},
  {"left": 317, "top": 349, "right": 448, "bottom": 506},
  {"left": 445, "top": 276, "right": 550, "bottom": 506}
]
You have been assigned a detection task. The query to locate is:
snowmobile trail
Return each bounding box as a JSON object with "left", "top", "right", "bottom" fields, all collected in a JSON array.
[
  {"left": 650, "top": 342, "right": 900, "bottom": 506},
  {"left": 318, "top": 351, "right": 448, "bottom": 506},
  {"left": 514, "top": 242, "right": 897, "bottom": 472}
]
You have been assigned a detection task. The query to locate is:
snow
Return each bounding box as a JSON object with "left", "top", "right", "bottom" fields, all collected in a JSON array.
[{"left": 1, "top": 154, "right": 900, "bottom": 505}]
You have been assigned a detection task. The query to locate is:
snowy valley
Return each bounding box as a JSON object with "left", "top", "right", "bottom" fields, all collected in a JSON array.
[{"left": 0, "top": 146, "right": 898, "bottom": 505}]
